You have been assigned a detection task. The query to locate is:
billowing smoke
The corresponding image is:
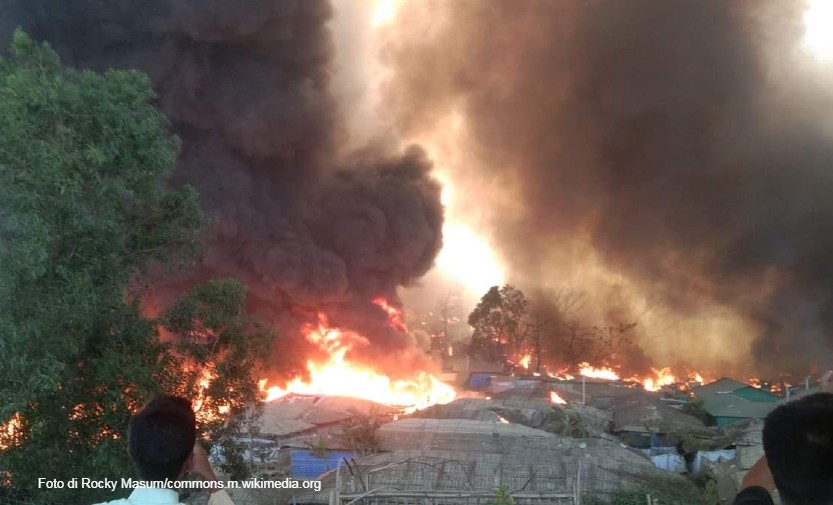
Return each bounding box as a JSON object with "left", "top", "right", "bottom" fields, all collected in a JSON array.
[
  {"left": 0, "top": 0, "right": 443, "bottom": 377},
  {"left": 382, "top": 1, "right": 833, "bottom": 374}
]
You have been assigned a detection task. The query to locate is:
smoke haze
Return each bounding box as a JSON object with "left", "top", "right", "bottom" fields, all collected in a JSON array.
[
  {"left": 382, "top": 0, "right": 833, "bottom": 373},
  {"left": 4, "top": 0, "right": 833, "bottom": 376}
]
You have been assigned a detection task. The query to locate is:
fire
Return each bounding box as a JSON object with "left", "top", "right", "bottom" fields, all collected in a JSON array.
[
  {"left": 519, "top": 354, "right": 532, "bottom": 370},
  {"left": 371, "top": 0, "right": 398, "bottom": 28},
  {"left": 694, "top": 373, "right": 704, "bottom": 384},
  {"left": 259, "top": 311, "right": 456, "bottom": 412},
  {"left": 373, "top": 297, "right": 407, "bottom": 332},
  {"left": 548, "top": 370, "right": 575, "bottom": 381},
  {"left": 0, "top": 413, "right": 23, "bottom": 450},
  {"left": 578, "top": 363, "right": 620, "bottom": 381},
  {"left": 188, "top": 366, "right": 231, "bottom": 423},
  {"left": 643, "top": 367, "right": 677, "bottom": 392},
  {"left": 550, "top": 391, "right": 568, "bottom": 405},
  {"left": 804, "top": 0, "right": 833, "bottom": 61},
  {"left": 191, "top": 367, "right": 214, "bottom": 414}
]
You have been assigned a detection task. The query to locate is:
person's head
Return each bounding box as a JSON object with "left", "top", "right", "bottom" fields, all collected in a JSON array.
[
  {"left": 763, "top": 392, "right": 833, "bottom": 505},
  {"left": 127, "top": 395, "right": 196, "bottom": 481}
]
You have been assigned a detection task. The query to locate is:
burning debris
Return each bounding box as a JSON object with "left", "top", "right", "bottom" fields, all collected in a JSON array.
[
  {"left": 258, "top": 298, "right": 455, "bottom": 411},
  {"left": 550, "top": 391, "right": 567, "bottom": 405}
]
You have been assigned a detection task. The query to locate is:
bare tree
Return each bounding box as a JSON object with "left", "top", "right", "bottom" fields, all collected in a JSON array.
[
  {"left": 526, "top": 289, "right": 636, "bottom": 371},
  {"left": 524, "top": 289, "right": 584, "bottom": 372}
]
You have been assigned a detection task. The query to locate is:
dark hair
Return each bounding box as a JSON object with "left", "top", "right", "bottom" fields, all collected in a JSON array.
[
  {"left": 127, "top": 395, "right": 196, "bottom": 481},
  {"left": 763, "top": 393, "right": 833, "bottom": 505}
]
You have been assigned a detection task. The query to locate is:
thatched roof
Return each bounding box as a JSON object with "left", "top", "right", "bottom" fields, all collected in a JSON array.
[
  {"left": 259, "top": 394, "right": 390, "bottom": 433},
  {"left": 612, "top": 395, "right": 710, "bottom": 436}
]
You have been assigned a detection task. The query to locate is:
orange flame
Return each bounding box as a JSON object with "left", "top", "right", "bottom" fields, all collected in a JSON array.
[
  {"left": 259, "top": 310, "right": 455, "bottom": 412},
  {"left": 547, "top": 370, "right": 574, "bottom": 380},
  {"left": 519, "top": 354, "right": 532, "bottom": 370},
  {"left": 373, "top": 297, "right": 407, "bottom": 332},
  {"left": 550, "top": 391, "right": 568, "bottom": 405},
  {"left": 578, "top": 363, "right": 620, "bottom": 381},
  {"left": 0, "top": 413, "right": 23, "bottom": 450},
  {"left": 189, "top": 367, "right": 231, "bottom": 423},
  {"left": 643, "top": 367, "right": 677, "bottom": 392}
]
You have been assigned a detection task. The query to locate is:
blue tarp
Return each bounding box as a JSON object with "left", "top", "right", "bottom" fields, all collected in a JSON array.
[
  {"left": 290, "top": 450, "right": 356, "bottom": 479},
  {"left": 469, "top": 373, "right": 492, "bottom": 390}
]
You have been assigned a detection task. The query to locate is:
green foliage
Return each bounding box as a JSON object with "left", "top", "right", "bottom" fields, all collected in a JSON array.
[
  {"left": 584, "top": 473, "right": 713, "bottom": 505},
  {"left": 585, "top": 487, "right": 709, "bottom": 505},
  {"left": 342, "top": 408, "right": 382, "bottom": 456},
  {"left": 468, "top": 285, "right": 527, "bottom": 362},
  {"left": 681, "top": 397, "right": 710, "bottom": 426},
  {"left": 544, "top": 406, "right": 589, "bottom": 438},
  {"left": 160, "top": 279, "right": 275, "bottom": 480},
  {"left": 486, "top": 486, "right": 516, "bottom": 505},
  {"left": 0, "top": 31, "right": 277, "bottom": 504}
]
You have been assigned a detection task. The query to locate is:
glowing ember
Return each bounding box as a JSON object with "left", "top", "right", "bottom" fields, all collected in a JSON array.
[
  {"left": 550, "top": 391, "right": 568, "bottom": 405},
  {"left": 259, "top": 313, "right": 456, "bottom": 411},
  {"left": 643, "top": 367, "right": 677, "bottom": 392},
  {"left": 579, "top": 363, "right": 620, "bottom": 381},
  {"left": 192, "top": 367, "right": 215, "bottom": 414},
  {"left": 0, "top": 413, "right": 23, "bottom": 450},
  {"left": 519, "top": 354, "right": 532, "bottom": 370},
  {"left": 548, "top": 370, "right": 575, "bottom": 381}
]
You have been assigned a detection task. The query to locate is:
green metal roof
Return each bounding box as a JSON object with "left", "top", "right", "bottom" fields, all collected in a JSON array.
[{"left": 701, "top": 393, "right": 776, "bottom": 419}]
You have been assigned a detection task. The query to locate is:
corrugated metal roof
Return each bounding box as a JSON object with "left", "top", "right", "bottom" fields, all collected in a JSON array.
[
  {"left": 693, "top": 378, "right": 749, "bottom": 398},
  {"left": 702, "top": 394, "right": 776, "bottom": 419}
]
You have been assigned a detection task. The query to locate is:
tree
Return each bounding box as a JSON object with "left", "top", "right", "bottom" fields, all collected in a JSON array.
[
  {"left": 0, "top": 31, "right": 230, "bottom": 503},
  {"left": 160, "top": 279, "right": 275, "bottom": 480},
  {"left": 427, "top": 295, "right": 467, "bottom": 359},
  {"left": 468, "top": 285, "right": 527, "bottom": 362},
  {"left": 468, "top": 285, "right": 636, "bottom": 372},
  {"left": 524, "top": 289, "right": 583, "bottom": 373}
]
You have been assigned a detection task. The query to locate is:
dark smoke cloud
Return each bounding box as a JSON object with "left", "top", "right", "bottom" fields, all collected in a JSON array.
[
  {"left": 0, "top": 0, "right": 443, "bottom": 377},
  {"left": 384, "top": 0, "right": 833, "bottom": 373}
]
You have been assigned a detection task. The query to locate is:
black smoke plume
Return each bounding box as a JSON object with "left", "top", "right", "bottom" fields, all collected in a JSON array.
[
  {"left": 383, "top": 0, "right": 833, "bottom": 373},
  {"left": 0, "top": 0, "right": 443, "bottom": 377}
]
